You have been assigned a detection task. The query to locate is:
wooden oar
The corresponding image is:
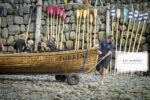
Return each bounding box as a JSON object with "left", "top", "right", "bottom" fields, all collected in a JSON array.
[
  {"left": 57, "top": 9, "right": 64, "bottom": 49},
  {"left": 75, "top": 9, "right": 80, "bottom": 50},
  {"left": 119, "top": 7, "right": 128, "bottom": 51},
  {"left": 113, "top": 8, "right": 121, "bottom": 76},
  {"left": 25, "top": 6, "right": 34, "bottom": 42},
  {"left": 60, "top": 12, "right": 66, "bottom": 50},
  {"left": 124, "top": 11, "right": 133, "bottom": 52},
  {"left": 89, "top": 14, "right": 93, "bottom": 48},
  {"left": 77, "top": 9, "right": 83, "bottom": 50},
  {"left": 110, "top": 8, "right": 116, "bottom": 75},
  {"left": 46, "top": 5, "right": 50, "bottom": 39},
  {"left": 55, "top": 6, "right": 61, "bottom": 47},
  {"left": 128, "top": 10, "right": 139, "bottom": 52},
  {"left": 86, "top": 8, "right": 90, "bottom": 49},
  {"left": 82, "top": 9, "right": 87, "bottom": 50},
  {"left": 93, "top": 9, "right": 97, "bottom": 47},
  {"left": 49, "top": 6, "right": 54, "bottom": 37},
  {"left": 115, "top": 9, "right": 121, "bottom": 51},
  {"left": 136, "top": 13, "right": 148, "bottom": 52},
  {"left": 111, "top": 9, "right": 116, "bottom": 36}
]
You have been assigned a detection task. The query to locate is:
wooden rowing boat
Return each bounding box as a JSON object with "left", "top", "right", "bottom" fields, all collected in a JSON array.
[{"left": 0, "top": 49, "right": 97, "bottom": 85}]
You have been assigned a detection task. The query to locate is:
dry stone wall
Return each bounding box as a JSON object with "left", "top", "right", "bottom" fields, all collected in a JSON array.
[{"left": 0, "top": 0, "right": 149, "bottom": 52}]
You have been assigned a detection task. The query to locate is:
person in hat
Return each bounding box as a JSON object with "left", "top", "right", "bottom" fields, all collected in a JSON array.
[
  {"left": 93, "top": 35, "right": 114, "bottom": 84},
  {"left": 47, "top": 35, "right": 57, "bottom": 51}
]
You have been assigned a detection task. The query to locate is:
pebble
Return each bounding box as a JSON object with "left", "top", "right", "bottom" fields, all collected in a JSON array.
[{"left": 0, "top": 73, "right": 150, "bottom": 99}]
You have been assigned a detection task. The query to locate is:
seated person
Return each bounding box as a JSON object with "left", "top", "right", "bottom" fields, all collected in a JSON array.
[
  {"left": 47, "top": 35, "right": 57, "bottom": 51},
  {"left": 38, "top": 37, "right": 49, "bottom": 52},
  {"left": 14, "top": 34, "right": 26, "bottom": 53},
  {"left": 26, "top": 39, "right": 34, "bottom": 52}
]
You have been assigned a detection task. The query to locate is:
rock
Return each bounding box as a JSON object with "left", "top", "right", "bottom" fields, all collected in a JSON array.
[
  {"left": 65, "top": 32, "right": 69, "bottom": 40},
  {"left": 65, "top": 17, "right": 70, "bottom": 24},
  {"left": 72, "top": 4, "right": 81, "bottom": 10},
  {"left": 69, "top": 31, "right": 76, "bottom": 40},
  {"left": 65, "top": 4, "right": 72, "bottom": 11},
  {"left": 2, "top": 28, "right": 9, "bottom": 39},
  {"left": 26, "top": 0, "right": 31, "bottom": 3},
  {"left": 7, "top": 15, "right": 14, "bottom": 25},
  {"left": 7, "top": 7, "right": 15, "bottom": 15},
  {"left": 66, "top": 40, "right": 74, "bottom": 49},
  {"left": 93, "top": 26, "right": 100, "bottom": 33},
  {"left": 147, "top": 35, "right": 150, "bottom": 43},
  {"left": 18, "top": 6, "right": 24, "bottom": 16},
  {"left": 31, "top": 0, "right": 36, "bottom": 3},
  {"left": 70, "top": 16, "right": 75, "bottom": 23},
  {"left": 3, "top": 46, "right": 7, "bottom": 52},
  {"left": 7, "top": 46, "right": 15, "bottom": 52},
  {"left": 98, "top": 31, "right": 105, "bottom": 40},
  {"left": 119, "top": 25, "right": 127, "bottom": 31},
  {"left": 138, "top": 36, "right": 146, "bottom": 44},
  {"left": 2, "top": 39, "right": 7, "bottom": 45},
  {"left": 24, "top": 14, "right": 29, "bottom": 25},
  {"left": 142, "top": 43, "right": 150, "bottom": 51},
  {"left": 57, "top": 0, "right": 61, "bottom": 4},
  {"left": 100, "top": 24, "right": 106, "bottom": 31},
  {"left": 100, "top": 15, "right": 106, "bottom": 23},
  {"left": 97, "top": 17, "right": 102, "bottom": 25},
  {"left": 98, "top": 7, "right": 106, "bottom": 15},
  {"left": 14, "top": 16, "right": 24, "bottom": 25},
  {"left": 14, "top": 35, "right": 19, "bottom": 42},
  {"left": 41, "top": 20, "right": 46, "bottom": 25},
  {"left": 20, "top": 25, "right": 26, "bottom": 32},
  {"left": 1, "top": 17, "right": 7, "bottom": 28},
  {"left": 66, "top": 11, "right": 73, "bottom": 16},
  {"left": 7, "top": 36, "right": 14, "bottom": 46},
  {"left": 29, "top": 23, "right": 36, "bottom": 32},
  {"left": 64, "top": 24, "right": 69, "bottom": 32},
  {"left": 71, "top": 24, "right": 76, "bottom": 31},
  {"left": 8, "top": 25, "right": 20, "bottom": 34},
  {"left": 28, "top": 33, "right": 34, "bottom": 39},
  {"left": 24, "top": 6, "right": 30, "bottom": 14}
]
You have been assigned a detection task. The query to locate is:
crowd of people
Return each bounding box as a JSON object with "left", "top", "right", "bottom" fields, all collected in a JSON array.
[{"left": 0, "top": 33, "right": 57, "bottom": 53}]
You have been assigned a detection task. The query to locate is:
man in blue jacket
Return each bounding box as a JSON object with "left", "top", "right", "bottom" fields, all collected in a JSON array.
[{"left": 94, "top": 35, "right": 114, "bottom": 84}]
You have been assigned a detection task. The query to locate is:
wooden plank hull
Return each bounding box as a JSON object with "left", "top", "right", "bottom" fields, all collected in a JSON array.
[{"left": 0, "top": 49, "right": 97, "bottom": 74}]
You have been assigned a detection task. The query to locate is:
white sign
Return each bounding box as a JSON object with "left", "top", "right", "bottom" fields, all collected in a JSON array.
[{"left": 115, "top": 51, "right": 149, "bottom": 73}]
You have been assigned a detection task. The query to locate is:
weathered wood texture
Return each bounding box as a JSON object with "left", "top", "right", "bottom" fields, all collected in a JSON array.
[{"left": 0, "top": 49, "right": 97, "bottom": 74}]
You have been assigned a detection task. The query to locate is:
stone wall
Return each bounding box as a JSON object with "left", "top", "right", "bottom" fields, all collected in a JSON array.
[{"left": 0, "top": 0, "right": 149, "bottom": 52}]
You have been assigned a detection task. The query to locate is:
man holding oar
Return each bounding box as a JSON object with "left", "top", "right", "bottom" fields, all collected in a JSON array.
[{"left": 94, "top": 35, "right": 114, "bottom": 84}]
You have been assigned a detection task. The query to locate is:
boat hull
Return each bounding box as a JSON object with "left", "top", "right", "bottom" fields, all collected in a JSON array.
[{"left": 0, "top": 49, "right": 97, "bottom": 74}]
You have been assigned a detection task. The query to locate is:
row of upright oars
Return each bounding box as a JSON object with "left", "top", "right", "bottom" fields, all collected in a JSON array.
[
  {"left": 46, "top": 5, "right": 67, "bottom": 50},
  {"left": 75, "top": 8, "right": 97, "bottom": 50},
  {"left": 110, "top": 7, "right": 149, "bottom": 76}
]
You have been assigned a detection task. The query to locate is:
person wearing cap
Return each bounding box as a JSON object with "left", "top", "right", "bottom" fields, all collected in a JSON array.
[
  {"left": 14, "top": 34, "right": 26, "bottom": 53},
  {"left": 47, "top": 35, "right": 57, "bottom": 51},
  {"left": 38, "top": 37, "right": 49, "bottom": 52},
  {"left": 93, "top": 35, "right": 114, "bottom": 84}
]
